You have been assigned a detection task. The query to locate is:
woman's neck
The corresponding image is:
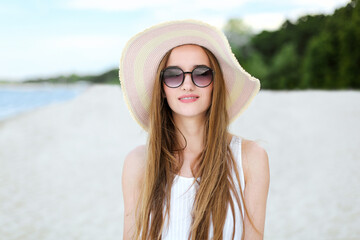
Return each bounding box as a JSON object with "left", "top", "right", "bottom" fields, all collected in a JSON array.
[{"left": 172, "top": 114, "right": 206, "bottom": 154}]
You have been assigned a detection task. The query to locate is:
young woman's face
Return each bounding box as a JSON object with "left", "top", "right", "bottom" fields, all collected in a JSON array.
[{"left": 163, "top": 44, "right": 213, "bottom": 120}]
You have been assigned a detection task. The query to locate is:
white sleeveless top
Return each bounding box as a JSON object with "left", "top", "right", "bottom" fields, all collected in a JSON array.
[{"left": 162, "top": 135, "right": 245, "bottom": 239}]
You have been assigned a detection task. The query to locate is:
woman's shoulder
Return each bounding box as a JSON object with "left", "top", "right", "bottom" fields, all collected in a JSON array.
[
  {"left": 240, "top": 137, "right": 270, "bottom": 185},
  {"left": 122, "top": 145, "right": 147, "bottom": 184},
  {"left": 125, "top": 144, "right": 147, "bottom": 163}
]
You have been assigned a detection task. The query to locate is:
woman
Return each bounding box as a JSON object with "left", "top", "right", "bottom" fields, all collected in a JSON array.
[{"left": 120, "top": 20, "right": 269, "bottom": 240}]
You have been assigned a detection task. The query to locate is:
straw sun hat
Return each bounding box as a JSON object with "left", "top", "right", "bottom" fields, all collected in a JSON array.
[{"left": 119, "top": 19, "right": 260, "bottom": 131}]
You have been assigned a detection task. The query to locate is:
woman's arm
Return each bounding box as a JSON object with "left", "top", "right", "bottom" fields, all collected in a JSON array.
[
  {"left": 122, "top": 145, "right": 146, "bottom": 240},
  {"left": 242, "top": 140, "right": 270, "bottom": 240}
]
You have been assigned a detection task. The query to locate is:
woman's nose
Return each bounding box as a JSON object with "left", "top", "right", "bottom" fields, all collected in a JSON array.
[{"left": 181, "top": 73, "right": 195, "bottom": 91}]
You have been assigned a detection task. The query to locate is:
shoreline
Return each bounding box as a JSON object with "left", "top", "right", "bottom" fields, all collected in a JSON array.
[
  {"left": 0, "top": 83, "right": 96, "bottom": 124},
  {"left": 0, "top": 81, "right": 94, "bottom": 90}
]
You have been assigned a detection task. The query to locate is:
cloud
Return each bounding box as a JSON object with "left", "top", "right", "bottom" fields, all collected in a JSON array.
[
  {"left": 290, "top": 0, "right": 349, "bottom": 9},
  {"left": 50, "top": 35, "right": 125, "bottom": 49},
  {"left": 0, "top": 34, "right": 128, "bottom": 80},
  {"left": 289, "top": 0, "right": 351, "bottom": 18},
  {"left": 67, "top": 0, "right": 168, "bottom": 11},
  {"left": 260, "top": 0, "right": 350, "bottom": 16},
  {"left": 241, "top": 0, "right": 350, "bottom": 32},
  {"left": 66, "top": 0, "right": 249, "bottom": 11},
  {"left": 192, "top": 0, "right": 249, "bottom": 11},
  {"left": 148, "top": 9, "right": 227, "bottom": 29},
  {"left": 243, "top": 13, "right": 286, "bottom": 32}
]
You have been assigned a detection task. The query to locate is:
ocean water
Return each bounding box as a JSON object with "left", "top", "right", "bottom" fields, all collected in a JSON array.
[{"left": 0, "top": 85, "right": 87, "bottom": 121}]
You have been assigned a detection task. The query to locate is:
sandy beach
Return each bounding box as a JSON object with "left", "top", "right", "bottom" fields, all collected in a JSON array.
[{"left": 0, "top": 84, "right": 359, "bottom": 239}]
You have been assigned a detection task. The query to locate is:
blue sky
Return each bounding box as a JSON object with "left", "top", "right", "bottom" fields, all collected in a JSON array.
[{"left": 0, "top": 0, "right": 350, "bottom": 81}]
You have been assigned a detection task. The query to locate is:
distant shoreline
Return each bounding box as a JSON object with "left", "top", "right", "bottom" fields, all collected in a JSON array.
[
  {"left": 0, "top": 84, "right": 92, "bottom": 123},
  {"left": 0, "top": 81, "right": 94, "bottom": 89}
]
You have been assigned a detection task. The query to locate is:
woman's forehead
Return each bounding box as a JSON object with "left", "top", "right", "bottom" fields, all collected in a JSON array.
[{"left": 166, "top": 45, "right": 210, "bottom": 68}]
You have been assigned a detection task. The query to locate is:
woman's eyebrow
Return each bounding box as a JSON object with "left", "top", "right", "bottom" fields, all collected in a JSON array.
[
  {"left": 166, "top": 65, "right": 180, "bottom": 68},
  {"left": 165, "top": 64, "right": 209, "bottom": 69},
  {"left": 194, "top": 64, "right": 209, "bottom": 67}
]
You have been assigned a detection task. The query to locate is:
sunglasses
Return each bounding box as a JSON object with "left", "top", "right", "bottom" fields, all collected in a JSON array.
[{"left": 160, "top": 65, "right": 214, "bottom": 88}]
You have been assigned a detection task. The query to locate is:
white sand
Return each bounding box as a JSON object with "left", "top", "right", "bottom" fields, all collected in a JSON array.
[{"left": 0, "top": 85, "right": 359, "bottom": 239}]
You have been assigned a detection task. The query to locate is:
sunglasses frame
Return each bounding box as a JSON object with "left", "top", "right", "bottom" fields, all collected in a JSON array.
[{"left": 160, "top": 65, "right": 214, "bottom": 88}]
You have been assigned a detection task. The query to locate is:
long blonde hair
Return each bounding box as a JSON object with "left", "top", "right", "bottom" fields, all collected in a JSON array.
[{"left": 134, "top": 45, "right": 260, "bottom": 239}]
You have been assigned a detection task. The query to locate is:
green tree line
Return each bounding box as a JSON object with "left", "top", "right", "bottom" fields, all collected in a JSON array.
[
  {"left": 24, "top": 69, "right": 119, "bottom": 85},
  {"left": 225, "top": 0, "right": 359, "bottom": 89}
]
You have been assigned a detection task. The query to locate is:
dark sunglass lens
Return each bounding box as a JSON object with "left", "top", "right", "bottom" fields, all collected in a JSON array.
[
  {"left": 163, "top": 68, "right": 183, "bottom": 87},
  {"left": 193, "top": 67, "right": 213, "bottom": 87}
]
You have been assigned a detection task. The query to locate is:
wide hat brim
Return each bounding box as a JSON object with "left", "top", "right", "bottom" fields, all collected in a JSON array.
[{"left": 119, "top": 19, "right": 260, "bottom": 131}]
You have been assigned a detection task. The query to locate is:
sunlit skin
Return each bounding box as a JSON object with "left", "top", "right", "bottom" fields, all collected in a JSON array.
[{"left": 163, "top": 45, "right": 214, "bottom": 175}]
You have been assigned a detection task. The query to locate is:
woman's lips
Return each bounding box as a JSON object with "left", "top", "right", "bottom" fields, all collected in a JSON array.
[{"left": 178, "top": 94, "right": 199, "bottom": 103}]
